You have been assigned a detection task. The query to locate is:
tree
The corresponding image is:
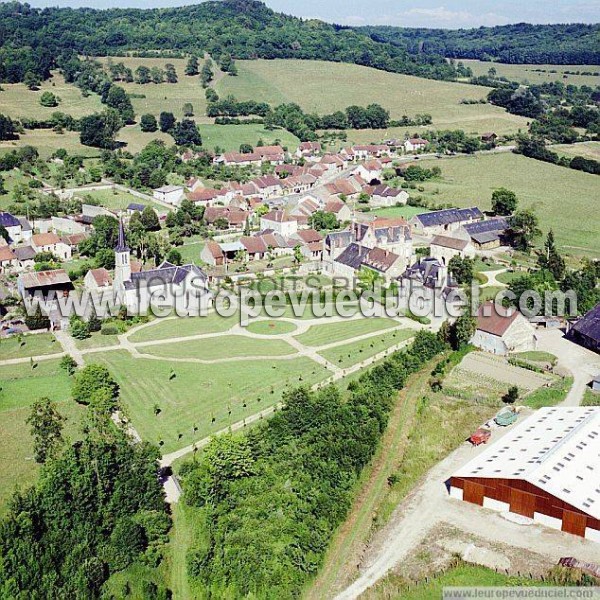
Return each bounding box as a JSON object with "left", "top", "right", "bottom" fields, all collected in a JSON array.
[
  {"left": 200, "top": 61, "right": 214, "bottom": 88},
  {"left": 448, "top": 256, "right": 474, "bottom": 285},
  {"left": 140, "top": 113, "right": 157, "bottom": 132},
  {"left": 27, "top": 397, "right": 65, "bottom": 463},
  {"left": 166, "top": 248, "right": 182, "bottom": 265},
  {"left": 239, "top": 143, "right": 253, "bottom": 154},
  {"left": 40, "top": 91, "right": 59, "bottom": 107},
  {"left": 135, "top": 65, "right": 151, "bottom": 84},
  {"left": 165, "top": 63, "right": 178, "bottom": 83},
  {"left": 140, "top": 206, "right": 160, "bottom": 231},
  {"left": 88, "top": 307, "right": 102, "bottom": 332},
  {"left": 491, "top": 188, "right": 518, "bottom": 215},
  {"left": 502, "top": 385, "right": 519, "bottom": 404},
  {"left": 185, "top": 55, "right": 199, "bottom": 76},
  {"left": 105, "top": 85, "right": 135, "bottom": 124},
  {"left": 80, "top": 110, "right": 121, "bottom": 149},
  {"left": 23, "top": 70, "right": 41, "bottom": 90},
  {"left": 159, "top": 111, "right": 175, "bottom": 133},
  {"left": 59, "top": 354, "right": 78, "bottom": 376},
  {"left": 72, "top": 364, "right": 119, "bottom": 405},
  {"left": 69, "top": 315, "right": 90, "bottom": 340},
  {"left": 309, "top": 210, "right": 339, "bottom": 231},
  {"left": 172, "top": 119, "right": 202, "bottom": 146},
  {"left": 182, "top": 102, "right": 194, "bottom": 117},
  {"left": 24, "top": 304, "right": 50, "bottom": 330},
  {"left": 0, "top": 114, "right": 18, "bottom": 141},
  {"left": 449, "top": 314, "right": 476, "bottom": 349},
  {"left": 358, "top": 267, "right": 383, "bottom": 291},
  {"left": 508, "top": 209, "right": 541, "bottom": 251},
  {"left": 538, "top": 229, "right": 565, "bottom": 280},
  {"left": 0, "top": 223, "right": 9, "bottom": 241},
  {"left": 149, "top": 66, "right": 165, "bottom": 84}
]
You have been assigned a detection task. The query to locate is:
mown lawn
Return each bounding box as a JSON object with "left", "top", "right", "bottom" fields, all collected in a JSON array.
[
  {"left": 91, "top": 350, "right": 330, "bottom": 452},
  {"left": 0, "top": 360, "right": 84, "bottom": 515},
  {"left": 294, "top": 317, "right": 399, "bottom": 347},
  {"left": 371, "top": 205, "right": 430, "bottom": 219},
  {"left": 319, "top": 328, "right": 415, "bottom": 368},
  {"left": 76, "top": 188, "right": 165, "bottom": 212},
  {"left": 0, "top": 333, "right": 60, "bottom": 360},
  {"left": 217, "top": 59, "right": 530, "bottom": 135},
  {"left": 197, "top": 123, "right": 299, "bottom": 153},
  {"left": 138, "top": 335, "right": 296, "bottom": 359},
  {"left": 245, "top": 320, "right": 298, "bottom": 335},
  {"left": 414, "top": 152, "right": 600, "bottom": 258}
]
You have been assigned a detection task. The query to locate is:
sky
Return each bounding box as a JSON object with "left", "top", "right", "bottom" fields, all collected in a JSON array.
[{"left": 20, "top": 0, "right": 600, "bottom": 28}]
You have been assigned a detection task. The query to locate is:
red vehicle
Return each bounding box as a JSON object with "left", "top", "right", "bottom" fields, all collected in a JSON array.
[{"left": 469, "top": 428, "right": 491, "bottom": 446}]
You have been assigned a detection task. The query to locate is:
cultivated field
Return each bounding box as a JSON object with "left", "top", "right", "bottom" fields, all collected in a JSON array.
[
  {"left": 461, "top": 59, "right": 600, "bottom": 87},
  {"left": 413, "top": 152, "right": 600, "bottom": 258},
  {"left": 217, "top": 59, "right": 531, "bottom": 135}
]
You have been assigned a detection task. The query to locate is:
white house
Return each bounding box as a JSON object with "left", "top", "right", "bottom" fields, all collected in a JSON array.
[
  {"left": 31, "top": 233, "right": 72, "bottom": 261},
  {"left": 471, "top": 302, "right": 538, "bottom": 356},
  {"left": 153, "top": 185, "right": 185, "bottom": 206},
  {"left": 260, "top": 210, "right": 298, "bottom": 237},
  {"left": 403, "top": 138, "right": 428, "bottom": 153},
  {"left": 429, "top": 235, "right": 475, "bottom": 265},
  {"left": 84, "top": 267, "right": 113, "bottom": 291},
  {"left": 0, "top": 212, "right": 23, "bottom": 244}
]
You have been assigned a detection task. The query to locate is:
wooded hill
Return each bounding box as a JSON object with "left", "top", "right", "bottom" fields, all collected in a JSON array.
[
  {"left": 357, "top": 23, "right": 600, "bottom": 65},
  {"left": 0, "top": 0, "right": 454, "bottom": 84}
]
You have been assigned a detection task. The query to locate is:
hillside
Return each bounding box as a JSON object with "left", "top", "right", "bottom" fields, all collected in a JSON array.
[
  {"left": 357, "top": 23, "right": 600, "bottom": 65},
  {"left": 0, "top": 0, "right": 454, "bottom": 84}
]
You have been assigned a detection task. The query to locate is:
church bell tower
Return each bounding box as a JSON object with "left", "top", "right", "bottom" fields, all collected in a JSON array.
[{"left": 114, "top": 217, "right": 131, "bottom": 288}]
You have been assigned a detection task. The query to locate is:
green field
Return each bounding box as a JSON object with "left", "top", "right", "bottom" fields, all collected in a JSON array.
[
  {"left": 320, "top": 328, "right": 415, "bottom": 368},
  {"left": 129, "top": 313, "right": 239, "bottom": 343},
  {"left": 197, "top": 123, "right": 299, "bottom": 153},
  {"left": 414, "top": 152, "right": 600, "bottom": 258},
  {"left": 245, "top": 319, "right": 298, "bottom": 335},
  {"left": 177, "top": 241, "right": 205, "bottom": 265},
  {"left": 75, "top": 187, "right": 165, "bottom": 212},
  {"left": 372, "top": 205, "right": 430, "bottom": 219},
  {"left": 0, "top": 128, "right": 101, "bottom": 159},
  {"left": 553, "top": 141, "right": 600, "bottom": 161},
  {"left": 91, "top": 350, "right": 329, "bottom": 452},
  {"left": 0, "top": 333, "right": 60, "bottom": 360},
  {"left": 217, "top": 59, "right": 530, "bottom": 136},
  {"left": 462, "top": 59, "right": 600, "bottom": 87},
  {"left": 295, "top": 317, "right": 398, "bottom": 347},
  {"left": 139, "top": 335, "right": 296, "bottom": 359},
  {"left": 0, "top": 360, "right": 85, "bottom": 514}
]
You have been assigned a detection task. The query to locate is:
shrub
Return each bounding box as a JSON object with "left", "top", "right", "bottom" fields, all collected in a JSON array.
[{"left": 101, "top": 325, "right": 119, "bottom": 335}]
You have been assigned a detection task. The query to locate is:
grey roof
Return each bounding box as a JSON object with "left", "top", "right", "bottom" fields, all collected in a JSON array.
[
  {"left": 17, "top": 217, "right": 32, "bottom": 232},
  {"left": 127, "top": 203, "right": 146, "bottom": 212},
  {"left": 570, "top": 303, "right": 600, "bottom": 344},
  {"left": 325, "top": 231, "right": 354, "bottom": 248},
  {"left": 14, "top": 245, "right": 36, "bottom": 260},
  {"left": 115, "top": 219, "right": 129, "bottom": 253},
  {"left": 124, "top": 262, "right": 207, "bottom": 290},
  {"left": 415, "top": 207, "right": 483, "bottom": 228},
  {"left": 0, "top": 212, "right": 20, "bottom": 228},
  {"left": 470, "top": 231, "right": 501, "bottom": 245},
  {"left": 154, "top": 185, "right": 183, "bottom": 193},
  {"left": 463, "top": 217, "right": 509, "bottom": 235},
  {"left": 335, "top": 243, "right": 370, "bottom": 270},
  {"left": 401, "top": 258, "right": 450, "bottom": 289}
]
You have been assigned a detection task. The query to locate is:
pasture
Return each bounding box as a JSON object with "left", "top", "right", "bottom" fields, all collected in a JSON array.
[
  {"left": 217, "top": 59, "right": 530, "bottom": 135},
  {"left": 461, "top": 59, "right": 600, "bottom": 87},
  {"left": 0, "top": 129, "right": 100, "bottom": 159},
  {"left": 0, "top": 333, "right": 60, "bottom": 360},
  {"left": 0, "top": 360, "right": 85, "bottom": 514},
  {"left": 412, "top": 152, "right": 600, "bottom": 258},
  {"left": 553, "top": 141, "right": 600, "bottom": 161}
]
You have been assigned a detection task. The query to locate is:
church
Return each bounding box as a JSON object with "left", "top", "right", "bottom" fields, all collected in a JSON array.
[{"left": 113, "top": 219, "right": 212, "bottom": 316}]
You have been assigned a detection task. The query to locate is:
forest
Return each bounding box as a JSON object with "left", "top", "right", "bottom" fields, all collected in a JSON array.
[
  {"left": 357, "top": 23, "right": 600, "bottom": 65},
  {"left": 0, "top": 0, "right": 455, "bottom": 85}
]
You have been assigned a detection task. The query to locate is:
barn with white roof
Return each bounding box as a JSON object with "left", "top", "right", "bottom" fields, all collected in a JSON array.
[{"left": 449, "top": 407, "right": 600, "bottom": 542}]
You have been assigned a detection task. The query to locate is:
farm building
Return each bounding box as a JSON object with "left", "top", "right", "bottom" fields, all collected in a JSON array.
[
  {"left": 471, "top": 302, "right": 537, "bottom": 355},
  {"left": 409, "top": 207, "right": 483, "bottom": 237},
  {"left": 567, "top": 303, "right": 600, "bottom": 353},
  {"left": 153, "top": 185, "right": 184, "bottom": 205},
  {"left": 461, "top": 217, "right": 509, "bottom": 250},
  {"left": 429, "top": 235, "right": 475, "bottom": 265},
  {"left": 450, "top": 407, "right": 600, "bottom": 542}
]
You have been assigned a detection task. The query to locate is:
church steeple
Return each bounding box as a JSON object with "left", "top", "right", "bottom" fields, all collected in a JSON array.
[{"left": 114, "top": 217, "right": 131, "bottom": 287}]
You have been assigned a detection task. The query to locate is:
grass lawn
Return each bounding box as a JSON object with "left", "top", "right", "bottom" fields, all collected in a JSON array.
[
  {"left": 295, "top": 317, "right": 398, "bottom": 347},
  {"left": 197, "top": 123, "right": 299, "bottom": 154},
  {"left": 116, "top": 125, "right": 174, "bottom": 154},
  {"left": 75, "top": 331, "right": 121, "bottom": 350},
  {"left": 76, "top": 188, "right": 165, "bottom": 212},
  {"left": 553, "top": 141, "right": 600, "bottom": 161},
  {"left": 319, "top": 328, "right": 415, "bottom": 368},
  {"left": 462, "top": 59, "right": 600, "bottom": 87},
  {"left": 478, "top": 286, "right": 505, "bottom": 302},
  {"left": 371, "top": 205, "right": 430, "bottom": 219},
  {"left": 176, "top": 241, "right": 205, "bottom": 265},
  {"left": 583, "top": 389, "right": 600, "bottom": 406},
  {"left": 363, "top": 563, "right": 546, "bottom": 599},
  {"left": 495, "top": 270, "right": 523, "bottom": 284},
  {"left": 91, "top": 350, "right": 330, "bottom": 452},
  {"left": 524, "top": 377, "right": 573, "bottom": 408},
  {"left": 217, "top": 60, "right": 530, "bottom": 136},
  {"left": 0, "top": 360, "right": 84, "bottom": 514},
  {"left": 245, "top": 320, "right": 298, "bottom": 335},
  {"left": 415, "top": 152, "right": 600, "bottom": 258},
  {"left": 0, "top": 129, "right": 101, "bottom": 159},
  {"left": 512, "top": 350, "right": 557, "bottom": 364},
  {"left": 138, "top": 335, "right": 296, "bottom": 359},
  {"left": 0, "top": 333, "right": 60, "bottom": 360},
  {"left": 128, "top": 313, "right": 238, "bottom": 343}
]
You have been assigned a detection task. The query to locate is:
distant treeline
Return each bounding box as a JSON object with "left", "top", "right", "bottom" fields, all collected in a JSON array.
[
  {"left": 0, "top": 0, "right": 456, "bottom": 85},
  {"left": 356, "top": 23, "right": 600, "bottom": 65}
]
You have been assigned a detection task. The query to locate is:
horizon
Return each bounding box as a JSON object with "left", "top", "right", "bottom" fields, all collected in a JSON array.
[{"left": 17, "top": 0, "right": 600, "bottom": 29}]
